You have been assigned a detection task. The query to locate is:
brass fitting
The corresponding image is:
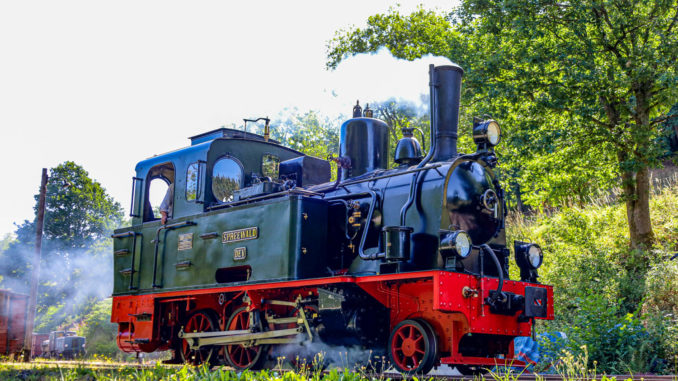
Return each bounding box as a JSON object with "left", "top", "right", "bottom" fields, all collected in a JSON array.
[{"left": 462, "top": 286, "right": 479, "bottom": 298}]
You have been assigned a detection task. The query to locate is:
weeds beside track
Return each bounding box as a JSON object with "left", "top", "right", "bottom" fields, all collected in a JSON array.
[{"left": 1, "top": 360, "right": 677, "bottom": 381}]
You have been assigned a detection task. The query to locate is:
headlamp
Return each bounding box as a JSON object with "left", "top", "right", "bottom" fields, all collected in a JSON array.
[
  {"left": 440, "top": 230, "right": 472, "bottom": 258},
  {"left": 527, "top": 245, "right": 543, "bottom": 269},
  {"left": 515, "top": 241, "right": 543, "bottom": 270},
  {"left": 473, "top": 120, "right": 501, "bottom": 147}
]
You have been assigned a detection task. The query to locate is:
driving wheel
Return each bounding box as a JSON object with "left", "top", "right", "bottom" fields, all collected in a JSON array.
[
  {"left": 223, "top": 306, "right": 268, "bottom": 370},
  {"left": 388, "top": 318, "right": 438, "bottom": 374},
  {"left": 180, "top": 309, "right": 219, "bottom": 365}
]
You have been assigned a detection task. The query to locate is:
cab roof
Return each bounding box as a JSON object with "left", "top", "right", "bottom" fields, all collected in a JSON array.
[
  {"left": 135, "top": 128, "right": 294, "bottom": 173},
  {"left": 189, "top": 127, "right": 280, "bottom": 145}
]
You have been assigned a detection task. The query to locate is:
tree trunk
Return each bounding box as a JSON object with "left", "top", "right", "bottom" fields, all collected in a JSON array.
[
  {"left": 514, "top": 182, "right": 525, "bottom": 213},
  {"left": 621, "top": 166, "right": 654, "bottom": 250},
  {"left": 625, "top": 83, "right": 655, "bottom": 251}
]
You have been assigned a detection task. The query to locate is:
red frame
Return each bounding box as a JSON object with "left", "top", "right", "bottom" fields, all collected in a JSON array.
[{"left": 112, "top": 270, "right": 554, "bottom": 368}]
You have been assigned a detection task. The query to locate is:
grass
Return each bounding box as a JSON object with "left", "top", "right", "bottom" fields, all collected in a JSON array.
[
  {"left": 3, "top": 359, "right": 677, "bottom": 381},
  {"left": 0, "top": 361, "right": 438, "bottom": 381}
]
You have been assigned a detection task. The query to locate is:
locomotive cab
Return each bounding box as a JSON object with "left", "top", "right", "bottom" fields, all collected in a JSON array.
[
  {"left": 115, "top": 128, "right": 333, "bottom": 295},
  {"left": 129, "top": 127, "right": 331, "bottom": 226}
]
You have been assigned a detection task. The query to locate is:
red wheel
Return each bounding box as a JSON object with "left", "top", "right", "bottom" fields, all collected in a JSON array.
[
  {"left": 180, "top": 310, "right": 218, "bottom": 365},
  {"left": 389, "top": 319, "right": 437, "bottom": 374},
  {"left": 223, "top": 306, "right": 267, "bottom": 370}
]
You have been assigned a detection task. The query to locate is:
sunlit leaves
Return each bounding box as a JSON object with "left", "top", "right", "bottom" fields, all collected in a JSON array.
[{"left": 325, "top": 1, "right": 678, "bottom": 247}]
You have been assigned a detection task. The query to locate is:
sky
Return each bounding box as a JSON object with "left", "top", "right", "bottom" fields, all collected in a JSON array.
[{"left": 0, "top": 1, "right": 459, "bottom": 237}]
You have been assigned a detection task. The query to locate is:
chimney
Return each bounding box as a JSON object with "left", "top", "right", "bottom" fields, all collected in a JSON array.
[{"left": 431, "top": 65, "right": 463, "bottom": 161}]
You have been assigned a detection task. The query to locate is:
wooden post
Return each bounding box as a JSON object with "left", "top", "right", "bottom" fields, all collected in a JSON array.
[{"left": 22, "top": 168, "right": 48, "bottom": 361}]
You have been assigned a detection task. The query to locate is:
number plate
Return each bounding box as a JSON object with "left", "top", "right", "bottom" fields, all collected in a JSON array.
[{"left": 234, "top": 247, "right": 247, "bottom": 261}]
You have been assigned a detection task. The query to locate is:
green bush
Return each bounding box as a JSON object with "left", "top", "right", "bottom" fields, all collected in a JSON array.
[
  {"left": 551, "top": 294, "right": 659, "bottom": 373},
  {"left": 77, "top": 298, "right": 123, "bottom": 359},
  {"left": 508, "top": 181, "right": 678, "bottom": 373}
]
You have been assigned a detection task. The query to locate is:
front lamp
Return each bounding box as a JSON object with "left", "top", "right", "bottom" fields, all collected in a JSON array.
[
  {"left": 473, "top": 120, "right": 501, "bottom": 147},
  {"left": 440, "top": 230, "right": 472, "bottom": 258},
  {"left": 515, "top": 240, "right": 543, "bottom": 269}
]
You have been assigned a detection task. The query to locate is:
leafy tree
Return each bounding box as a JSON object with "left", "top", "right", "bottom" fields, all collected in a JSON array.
[
  {"left": 270, "top": 109, "right": 342, "bottom": 160},
  {"left": 247, "top": 109, "right": 343, "bottom": 180},
  {"left": 371, "top": 98, "right": 431, "bottom": 161},
  {"left": 0, "top": 161, "right": 123, "bottom": 330},
  {"left": 0, "top": 233, "right": 14, "bottom": 251},
  {"left": 326, "top": 1, "right": 678, "bottom": 254},
  {"left": 77, "top": 298, "right": 120, "bottom": 357}
]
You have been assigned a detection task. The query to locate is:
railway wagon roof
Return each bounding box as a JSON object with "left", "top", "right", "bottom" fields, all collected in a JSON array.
[{"left": 0, "top": 289, "right": 28, "bottom": 297}]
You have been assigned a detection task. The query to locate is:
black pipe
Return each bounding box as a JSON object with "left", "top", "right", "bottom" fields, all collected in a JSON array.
[
  {"left": 357, "top": 191, "right": 380, "bottom": 260},
  {"left": 326, "top": 191, "right": 382, "bottom": 260},
  {"left": 399, "top": 64, "right": 438, "bottom": 225},
  {"left": 481, "top": 244, "right": 505, "bottom": 302},
  {"left": 308, "top": 158, "right": 347, "bottom": 193}
]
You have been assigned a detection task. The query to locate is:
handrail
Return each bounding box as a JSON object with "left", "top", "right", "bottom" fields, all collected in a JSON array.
[
  {"left": 112, "top": 231, "right": 143, "bottom": 290},
  {"left": 152, "top": 221, "right": 196, "bottom": 288},
  {"left": 326, "top": 191, "right": 382, "bottom": 260},
  {"left": 196, "top": 160, "right": 207, "bottom": 204},
  {"left": 129, "top": 177, "right": 143, "bottom": 218},
  {"left": 206, "top": 188, "right": 322, "bottom": 211}
]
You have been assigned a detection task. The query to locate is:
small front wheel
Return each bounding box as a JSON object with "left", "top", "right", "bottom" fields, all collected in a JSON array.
[{"left": 388, "top": 319, "right": 438, "bottom": 375}]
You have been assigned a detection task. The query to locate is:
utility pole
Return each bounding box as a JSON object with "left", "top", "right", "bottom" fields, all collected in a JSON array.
[{"left": 22, "top": 168, "right": 48, "bottom": 362}]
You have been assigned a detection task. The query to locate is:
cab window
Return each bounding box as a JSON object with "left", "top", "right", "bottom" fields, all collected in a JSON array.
[
  {"left": 186, "top": 162, "right": 199, "bottom": 202},
  {"left": 143, "top": 163, "right": 175, "bottom": 222},
  {"left": 262, "top": 154, "right": 280, "bottom": 179},
  {"left": 212, "top": 157, "right": 242, "bottom": 202}
]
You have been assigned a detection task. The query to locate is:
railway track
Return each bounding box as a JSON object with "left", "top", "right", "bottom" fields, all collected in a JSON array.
[
  {"left": 1, "top": 360, "right": 676, "bottom": 380},
  {"left": 1, "top": 359, "right": 174, "bottom": 370}
]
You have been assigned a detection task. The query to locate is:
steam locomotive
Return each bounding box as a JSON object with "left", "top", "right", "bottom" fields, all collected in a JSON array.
[{"left": 111, "top": 64, "right": 553, "bottom": 374}]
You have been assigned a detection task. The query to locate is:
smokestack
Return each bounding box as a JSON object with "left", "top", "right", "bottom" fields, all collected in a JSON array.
[{"left": 431, "top": 65, "right": 463, "bottom": 161}]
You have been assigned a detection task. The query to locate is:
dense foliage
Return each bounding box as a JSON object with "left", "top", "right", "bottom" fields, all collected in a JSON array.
[
  {"left": 508, "top": 181, "right": 678, "bottom": 373},
  {"left": 327, "top": 0, "right": 678, "bottom": 252},
  {"left": 77, "top": 299, "right": 120, "bottom": 358},
  {"left": 0, "top": 162, "right": 123, "bottom": 338}
]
